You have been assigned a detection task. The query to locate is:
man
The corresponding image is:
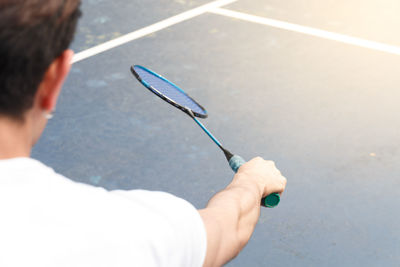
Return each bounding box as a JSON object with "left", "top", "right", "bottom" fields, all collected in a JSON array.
[{"left": 0, "top": 0, "right": 287, "bottom": 266}]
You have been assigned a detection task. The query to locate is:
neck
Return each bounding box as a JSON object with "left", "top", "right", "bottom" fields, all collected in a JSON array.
[{"left": 0, "top": 116, "right": 32, "bottom": 159}]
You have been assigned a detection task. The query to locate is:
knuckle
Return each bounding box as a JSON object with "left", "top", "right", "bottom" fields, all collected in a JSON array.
[
  {"left": 254, "top": 156, "right": 263, "bottom": 162},
  {"left": 265, "top": 160, "right": 276, "bottom": 168},
  {"left": 268, "top": 160, "right": 276, "bottom": 166}
]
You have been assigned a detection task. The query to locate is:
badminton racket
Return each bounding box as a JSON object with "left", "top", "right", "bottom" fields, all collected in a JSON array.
[{"left": 130, "top": 65, "right": 280, "bottom": 208}]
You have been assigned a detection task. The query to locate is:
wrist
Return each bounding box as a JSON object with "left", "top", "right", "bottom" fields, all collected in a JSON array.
[{"left": 230, "top": 173, "right": 264, "bottom": 201}]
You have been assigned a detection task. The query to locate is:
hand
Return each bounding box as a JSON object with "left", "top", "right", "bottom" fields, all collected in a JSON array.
[
  {"left": 200, "top": 157, "right": 287, "bottom": 267},
  {"left": 235, "top": 157, "right": 287, "bottom": 198}
]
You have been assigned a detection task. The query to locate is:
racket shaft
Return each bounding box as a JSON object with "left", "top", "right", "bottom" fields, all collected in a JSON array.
[
  {"left": 191, "top": 116, "right": 280, "bottom": 208},
  {"left": 192, "top": 117, "right": 222, "bottom": 147}
]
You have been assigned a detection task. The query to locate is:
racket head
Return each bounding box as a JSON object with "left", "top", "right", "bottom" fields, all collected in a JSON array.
[{"left": 131, "top": 65, "right": 208, "bottom": 118}]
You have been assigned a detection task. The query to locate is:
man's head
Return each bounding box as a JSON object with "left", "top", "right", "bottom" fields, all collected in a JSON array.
[{"left": 0, "top": 0, "right": 81, "bottom": 121}]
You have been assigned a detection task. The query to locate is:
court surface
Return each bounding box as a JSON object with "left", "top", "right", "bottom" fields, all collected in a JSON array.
[{"left": 32, "top": 0, "right": 400, "bottom": 266}]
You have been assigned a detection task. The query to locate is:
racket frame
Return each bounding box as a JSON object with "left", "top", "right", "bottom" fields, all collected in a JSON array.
[
  {"left": 131, "top": 65, "right": 208, "bottom": 119},
  {"left": 131, "top": 65, "right": 238, "bottom": 162}
]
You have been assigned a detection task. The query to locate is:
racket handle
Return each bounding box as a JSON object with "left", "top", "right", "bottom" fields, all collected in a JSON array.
[{"left": 229, "top": 155, "right": 280, "bottom": 208}]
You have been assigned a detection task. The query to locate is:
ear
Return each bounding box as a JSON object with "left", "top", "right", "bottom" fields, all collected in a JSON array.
[{"left": 38, "top": 49, "right": 74, "bottom": 112}]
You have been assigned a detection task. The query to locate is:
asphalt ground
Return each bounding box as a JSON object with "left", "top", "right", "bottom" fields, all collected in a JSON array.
[{"left": 32, "top": 0, "right": 400, "bottom": 266}]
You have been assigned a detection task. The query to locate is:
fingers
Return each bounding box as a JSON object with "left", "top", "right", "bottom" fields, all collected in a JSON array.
[
  {"left": 237, "top": 157, "right": 287, "bottom": 198},
  {"left": 275, "top": 174, "right": 287, "bottom": 196}
]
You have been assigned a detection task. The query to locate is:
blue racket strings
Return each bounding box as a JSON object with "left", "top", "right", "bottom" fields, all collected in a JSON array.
[{"left": 133, "top": 66, "right": 207, "bottom": 117}]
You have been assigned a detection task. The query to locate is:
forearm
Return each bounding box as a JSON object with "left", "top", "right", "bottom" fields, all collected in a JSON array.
[
  {"left": 211, "top": 174, "right": 263, "bottom": 243},
  {"left": 199, "top": 157, "right": 287, "bottom": 267},
  {"left": 200, "top": 174, "right": 263, "bottom": 267}
]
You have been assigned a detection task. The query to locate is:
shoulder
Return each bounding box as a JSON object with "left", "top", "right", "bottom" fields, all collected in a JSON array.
[
  {"left": 113, "top": 190, "right": 207, "bottom": 266},
  {"left": 0, "top": 158, "right": 207, "bottom": 267}
]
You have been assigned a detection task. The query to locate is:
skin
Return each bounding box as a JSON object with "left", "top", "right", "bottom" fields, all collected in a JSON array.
[
  {"left": 200, "top": 158, "right": 286, "bottom": 267},
  {"left": 0, "top": 49, "right": 287, "bottom": 267}
]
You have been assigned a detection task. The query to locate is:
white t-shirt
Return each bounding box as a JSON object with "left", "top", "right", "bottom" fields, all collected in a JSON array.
[{"left": 0, "top": 158, "right": 207, "bottom": 267}]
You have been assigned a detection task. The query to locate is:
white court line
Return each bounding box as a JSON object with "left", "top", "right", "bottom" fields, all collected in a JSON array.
[
  {"left": 72, "top": 0, "right": 238, "bottom": 64},
  {"left": 210, "top": 8, "right": 400, "bottom": 56}
]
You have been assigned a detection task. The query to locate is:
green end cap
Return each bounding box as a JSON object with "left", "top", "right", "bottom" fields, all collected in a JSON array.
[{"left": 263, "top": 193, "right": 280, "bottom": 208}]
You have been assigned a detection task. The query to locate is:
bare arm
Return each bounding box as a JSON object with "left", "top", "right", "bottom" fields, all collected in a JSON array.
[{"left": 199, "top": 157, "right": 287, "bottom": 267}]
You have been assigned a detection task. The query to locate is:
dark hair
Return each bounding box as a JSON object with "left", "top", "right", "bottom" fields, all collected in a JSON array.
[{"left": 0, "top": 0, "right": 81, "bottom": 120}]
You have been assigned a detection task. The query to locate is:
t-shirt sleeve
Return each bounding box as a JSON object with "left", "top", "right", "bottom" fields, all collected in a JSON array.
[{"left": 110, "top": 189, "right": 207, "bottom": 267}]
